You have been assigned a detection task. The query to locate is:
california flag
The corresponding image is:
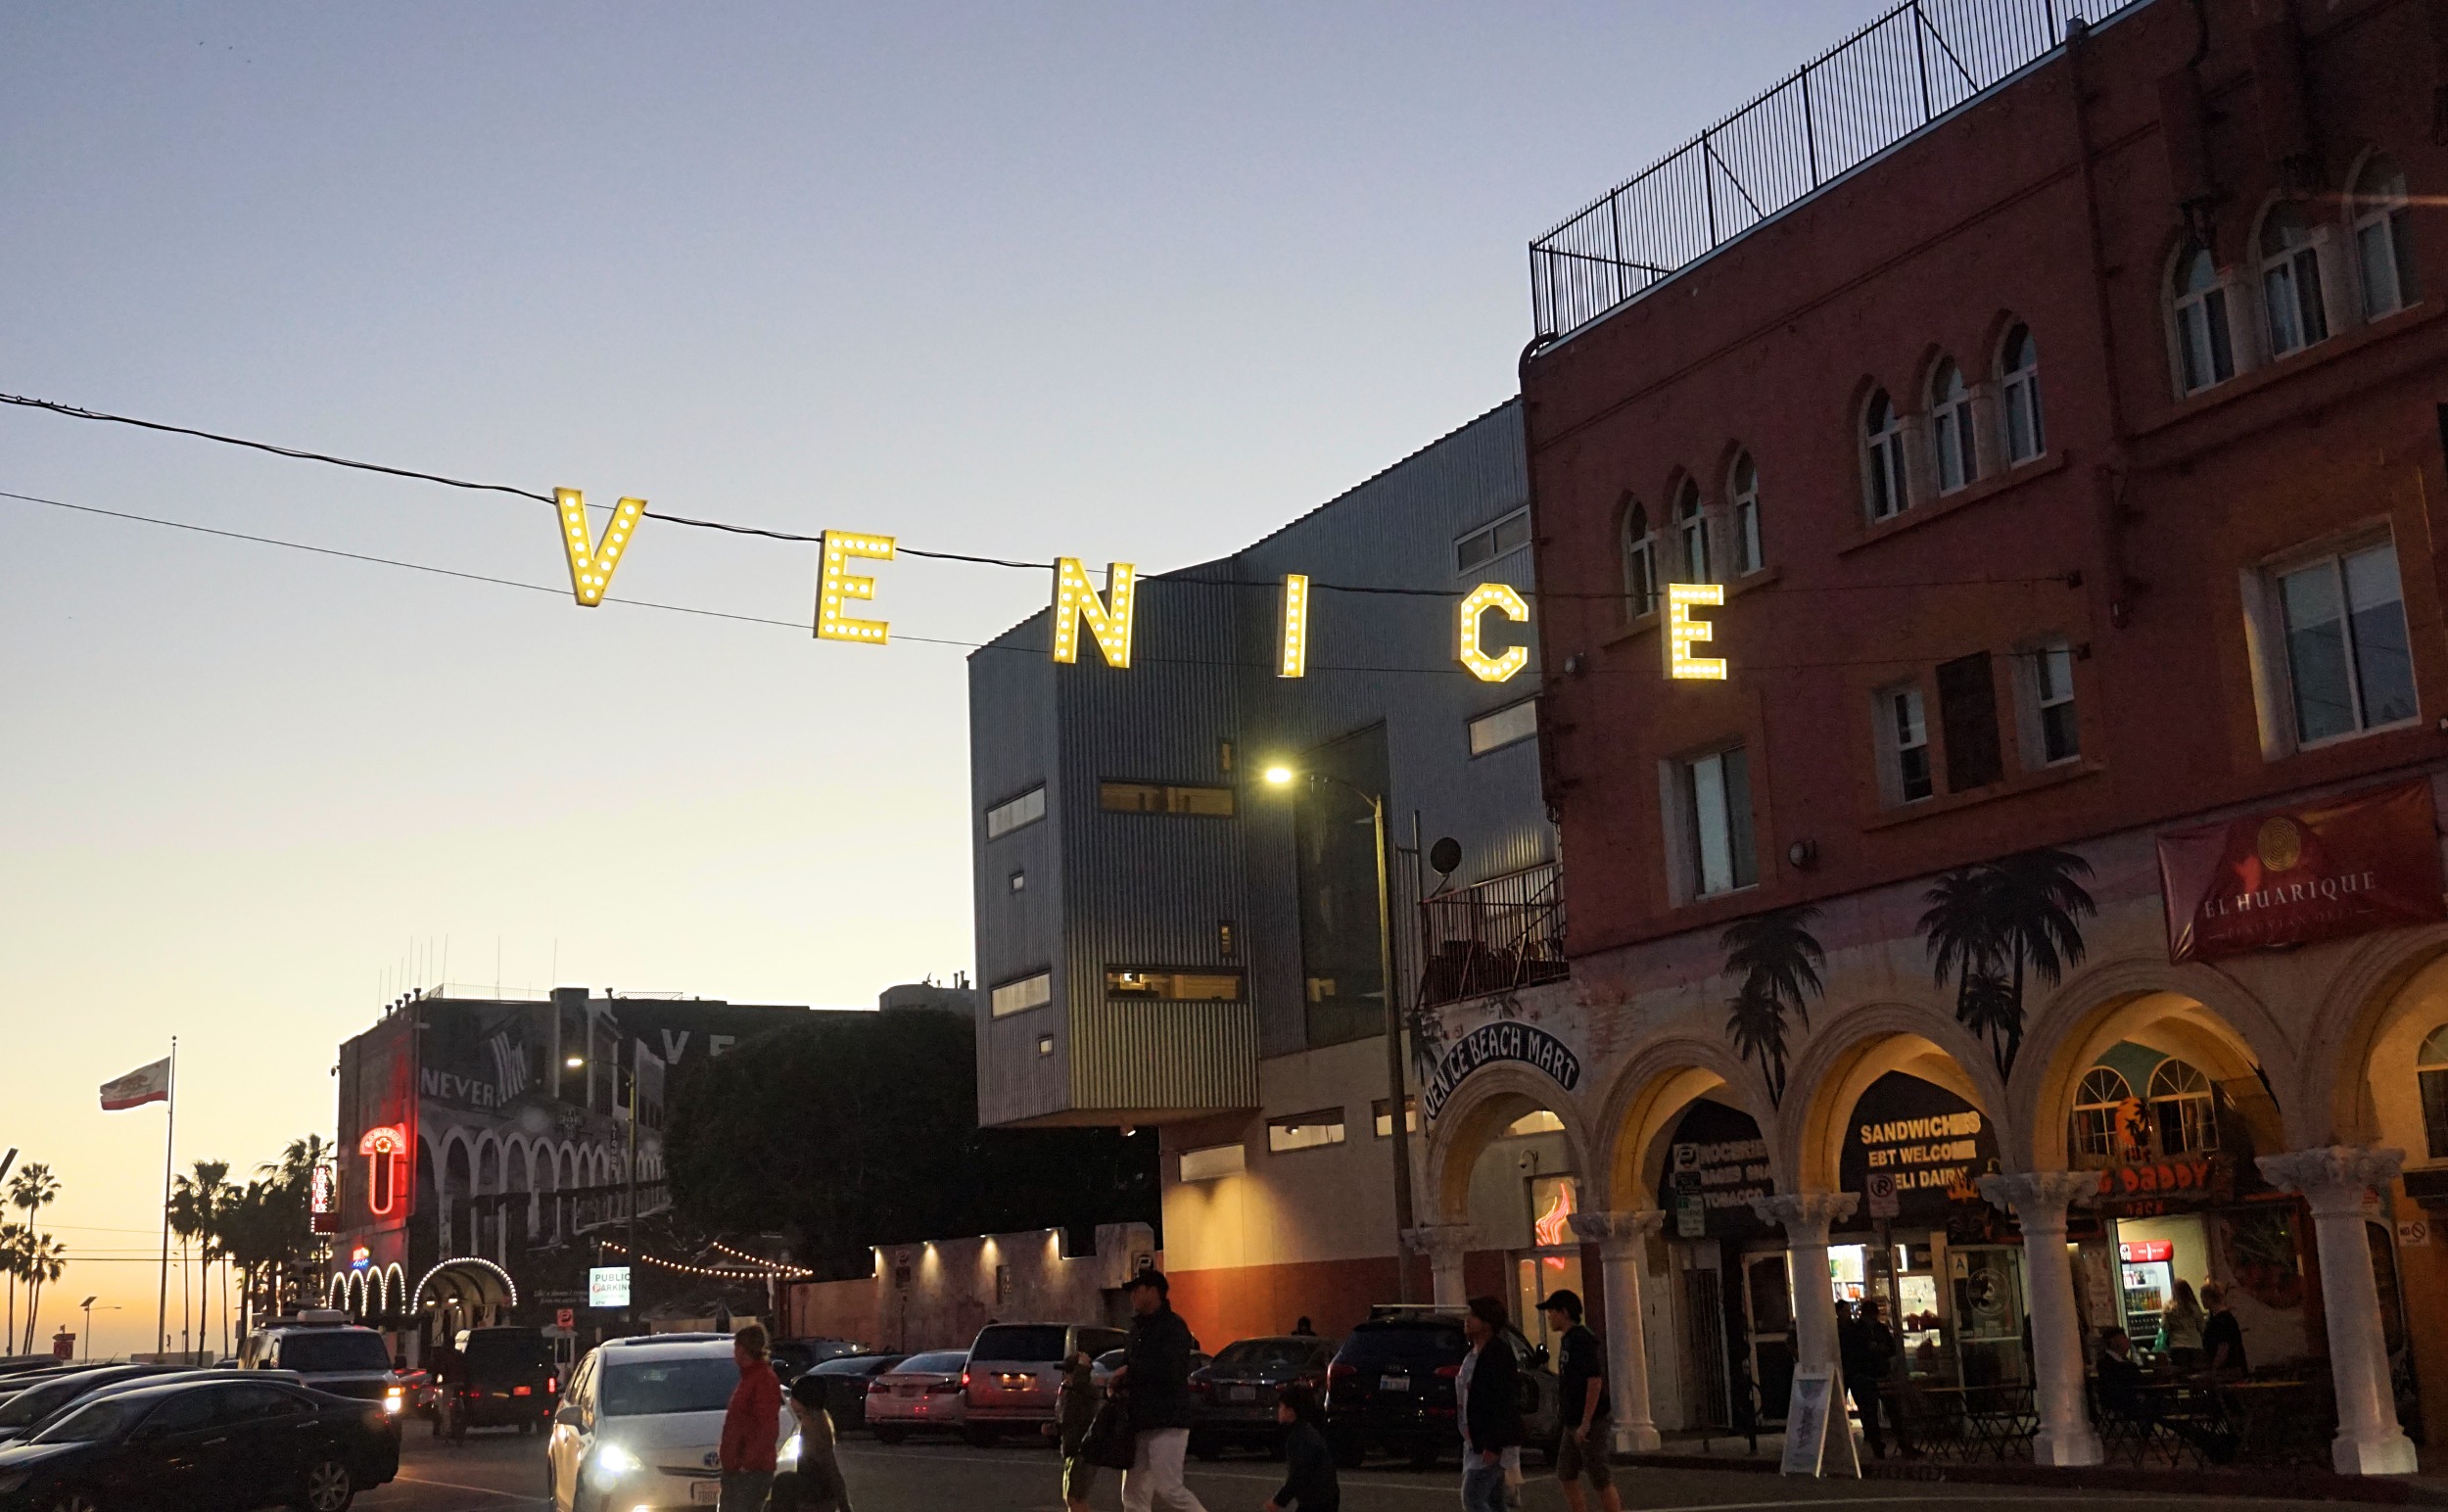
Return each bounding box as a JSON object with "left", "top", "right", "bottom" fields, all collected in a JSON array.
[{"left": 99, "top": 1058, "right": 171, "bottom": 1111}]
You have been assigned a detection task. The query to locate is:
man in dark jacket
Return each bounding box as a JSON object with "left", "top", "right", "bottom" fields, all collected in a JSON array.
[
  {"left": 1459, "top": 1298, "right": 1523, "bottom": 1512},
  {"left": 1838, "top": 1300, "right": 1902, "bottom": 1459},
  {"left": 1111, "top": 1270, "right": 1207, "bottom": 1512}
]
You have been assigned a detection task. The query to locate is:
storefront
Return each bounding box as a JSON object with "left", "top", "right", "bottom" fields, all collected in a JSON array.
[{"left": 1654, "top": 1098, "right": 1780, "bottom": 1430}]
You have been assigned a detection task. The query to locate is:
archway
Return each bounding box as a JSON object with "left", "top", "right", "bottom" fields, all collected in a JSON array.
[
  {"left": 1422, "top": 1066, "right": 1593, "bottom": 1347},
  {"left": 413, "top": 1256, "right": 520, "bottom": 1346}
]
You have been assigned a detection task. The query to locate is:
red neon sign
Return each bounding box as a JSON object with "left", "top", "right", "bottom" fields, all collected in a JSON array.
[
  {"left": 358, "top": 1125, "right": 408, "bottom": 1217},
  {"left": 2118, "top": 1240, "right": 2174, "bottom": 1263},
  {"left": 1532, "top": 1178, "right": 1578, "bottom": 1248}
]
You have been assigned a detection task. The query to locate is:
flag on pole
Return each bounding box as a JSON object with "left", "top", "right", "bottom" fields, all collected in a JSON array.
[{"left": 99, "top": 1058, "right": 172, "bottom": 1111}]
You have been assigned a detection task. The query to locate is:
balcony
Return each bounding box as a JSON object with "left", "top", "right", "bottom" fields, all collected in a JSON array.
[{"left": 1419, "top": 862, "right": 1569, "bottom": 1009}]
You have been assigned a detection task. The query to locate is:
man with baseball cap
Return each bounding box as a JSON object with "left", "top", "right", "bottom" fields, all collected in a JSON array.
[
  {"left": 1109, "top": 1268, "right": 1207, "bottom": 1512},
  {"left": 1538, "top": 1289, "right": 1622, "bottom": 1512}
]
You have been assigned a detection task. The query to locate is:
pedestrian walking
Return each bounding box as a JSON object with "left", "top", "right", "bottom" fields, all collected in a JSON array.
[
  {"left": 1261, "top": 1383, "right": 1338, "bottom": 1512},
  {"left": 2201, "top": 1283, "right": 2248, "bottom": 1379},
  {"left": 1112, "top": 1269, "right": 1208, "bottom": 1512},
  {"left": 1838, "top": 1299, "right": 1904, "bottom": 1459},
  {"left": 1536, "top": 1289, "right": 1622, "bottom": 1512},
  {"left": 766, "top": 1372, "right": 854, "bottom": 1512},
  {"left": 717, "top": 1323, "right": 783, "bottom": 1512},
  {"left": 2158, "top": 1279, "right": 2206, "bottom": 1373},
  {"left": 1046, "top": 1349, "right": 1099, "bottom": 1512},
  {"left": 1456, "top": 1297, "right": 1522, "bottom": 1512}
]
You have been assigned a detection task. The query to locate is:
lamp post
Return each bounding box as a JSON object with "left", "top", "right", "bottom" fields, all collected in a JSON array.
[{"left": 1265, "top": 764, "right": 1416, "bottom": 1300}]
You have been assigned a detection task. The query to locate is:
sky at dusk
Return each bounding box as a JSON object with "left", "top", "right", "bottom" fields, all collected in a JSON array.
[{"left": 0, "top": 1, "right": 1898, "bottom": 1357}]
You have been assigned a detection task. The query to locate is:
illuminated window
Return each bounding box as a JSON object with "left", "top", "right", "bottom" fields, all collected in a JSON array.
[
  {"left": 2259, "top": 202, "right": 2330, "bottom": 357},
  {"left": 1879, "top": 685, "right": 1933, "bottom": 803},
  {"left": 1862, "top": 391, "right": 1907, "bottom": 521},
  {"left": 1008, "top": 870, "right": 1026, "bottom": 893},
  {"left": 1469, "top": 698, "right": 1538, "bottom": 756},
  {"left": 1929, "top": 359, "right": 1977, "bottom": 495},
  {"left": 1681, "top": 745, "right": 1755, "bottom": 897},
  {"left": 2418, "top": 1025, "right": 2448, "bottom": 1159},
  {"left": 1099, "top": 781, "right": 1235, "bottom": 817},
  {"left": 1999, "top": 326, "right": 2045, "bottom": 465},
  {"left": 1455, "top": 508, "right": 1532, "bottom": 575},
  {"left": 1179, "top": 1144, "right": 1246, "bottom": 1183},
  {"left": 2172, "top": 245, "right": 2235, "bottom": 395},
  {"left": 2275, "top": 541, "right": 2417, "bottom": 744},
  {"left": 1674, "top": 476, "right": 1711, "bottom": 583},
  {"left": 1622, "top": 499, "right": 1657, "bottom": 617},
  {"left": 1506, "top": 1110, "right": 1566, "bottom": 1137},
  {"left": 1372, "top": 1097, "right": 1419, "bottom": 1138},
  {"left": 989, "top": 971, "right": 1052, "bottom": 1018},
  {"left": 1267, "top": 1110, "right": 1347, "bottom": 1154},
  {"left": 2025, "top": 640, "right": 2080, "bottom": 765},
  {"left": 1728, "top": 451, "right": 1763, "bottom": 576},
  {"left": 985, "top": 785, "right": 1046, "bottom": 839},
  {"left": 2070, "top": 1065, "right": 2132, "bottom": 1161},
  {"left": 2147, "top": 1059, "right": 2218, "bottom": 1156},
  {"left": 2353, "top": 154, "right": 2422, "bottom": 320},
  {"left": 1105, "top": 969, "right": 1245, "bottom": 1001},
  {"left": 1035, "top": 1035, "right": 1055, "bottom": 1057}
]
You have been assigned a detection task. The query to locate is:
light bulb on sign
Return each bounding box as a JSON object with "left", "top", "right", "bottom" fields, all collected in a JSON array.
[
  {"left": 553, "top": 489, "right": 646, "bottom": 607},
  {"left": 815, "top": 530, "right": 897, "bottom": 644},
  {"left": 1051, "top": 558, "right": 1137, "bottom": 668},
  {"left": 1456, "top": 582, "right": 1530, "bottom": 683},
  {"left": 1664, "top": 583, "right": 1727, "bottom": 679},
  {"left": 1279, "top": 574, "right": 1309, "bottom": 678}
]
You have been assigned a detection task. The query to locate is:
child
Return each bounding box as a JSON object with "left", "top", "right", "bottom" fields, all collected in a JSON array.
[
  {"left": 1047, "top": 1349, "right": 1099, "bottom": 1512},
  {"left": 1263, "top": 1383, "right": 1338, "bottom": 1512}
]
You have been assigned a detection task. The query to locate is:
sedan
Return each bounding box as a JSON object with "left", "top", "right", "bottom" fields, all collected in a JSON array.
[
  {"left": 796, "top": 1353, "right": 905, "bottom": 1435},
  {"left": 0, "top": 1377, "right": 399, "bottom": 1511},
  {"left": 0, "top": 1368, "right": 301, "bottom": 1445},
  {"left": 863, "top": 1351, "right": 968, "bottom": 1444},
  {"left": 1190, "top": 1336, "right": 1336, "bottom": 1458}
]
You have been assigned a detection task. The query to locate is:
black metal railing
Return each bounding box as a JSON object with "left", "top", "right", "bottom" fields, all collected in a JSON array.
[
  {"left": 1419, "top": 862, "right": 1568, "bottom": 1008},
  {"left": 1528, "top": 0, "right": 2152, "bottom": 339}
]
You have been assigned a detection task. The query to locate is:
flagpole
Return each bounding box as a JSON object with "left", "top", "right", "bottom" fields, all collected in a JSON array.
[{"left": 156, "top": 1037, "right": 175, "bottom": 1358}]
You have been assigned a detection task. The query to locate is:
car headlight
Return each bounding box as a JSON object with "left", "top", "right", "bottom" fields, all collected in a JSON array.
[
  {"left": 592, "top": 1441, "right": 642, "bottom": 1477},
  {"left": 781, "top": 1432, "right": 803, "bottom": 1465}
]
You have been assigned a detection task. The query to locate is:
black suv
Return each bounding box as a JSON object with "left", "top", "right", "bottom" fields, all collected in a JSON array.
[
  {"left": 1323, "top": 1309, "right": 1560, "bottom": 1468},
  {"left": 439, "top": 1326, "right": 557, "bottom": 1436}
]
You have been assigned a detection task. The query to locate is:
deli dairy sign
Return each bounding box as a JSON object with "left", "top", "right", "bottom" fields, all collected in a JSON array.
[{"left": 2157, "top": 780, "right": 2446, "bottom": 963}]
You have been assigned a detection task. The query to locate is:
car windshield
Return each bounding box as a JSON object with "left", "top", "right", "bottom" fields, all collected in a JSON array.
[
  {"left": 279, "top": 1332, "right": 394, "bottom": 1373},
  {"left": 601, "top": 1358, "right": 741, "bottom": 1416},
  {"left": 1338, "top": 1324, "right": 1466, "bottom": 1369},
  {"left": 27, "top": 1397, "right": 147, "bottom": 1444},
  {"left": 1214, "top": 1340, "right": 1319, "bottom": 1371},
  {"left": 969, "top": 1326, "right": 1066, "bottom": 1363},
  {"left": 894, "top": 1352, "right": 967, "bottom": 1376}
]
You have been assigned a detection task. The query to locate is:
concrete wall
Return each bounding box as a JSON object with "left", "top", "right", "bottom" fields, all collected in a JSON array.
[{"left": 784, "top": 1222, "right": 1154, "bottom": 1355}]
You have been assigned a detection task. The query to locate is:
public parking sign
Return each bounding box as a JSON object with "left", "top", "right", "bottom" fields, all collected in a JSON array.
[{"left": 1865, "top": 1172, "right": 1902, "bottom": 1220}]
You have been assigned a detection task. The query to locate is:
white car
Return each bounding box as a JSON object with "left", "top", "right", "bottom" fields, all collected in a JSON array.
[{"left": 547, "top": 1336, "right": 792, "bottom": 1511}]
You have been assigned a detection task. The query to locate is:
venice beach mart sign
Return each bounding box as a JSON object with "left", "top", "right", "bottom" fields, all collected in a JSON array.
[
  {"left": 1425, "top": 1021, "right": 1582, "bottom": 1120},
  {"left": 553, "top": 500, "right": 1734, "bottom": 685}
]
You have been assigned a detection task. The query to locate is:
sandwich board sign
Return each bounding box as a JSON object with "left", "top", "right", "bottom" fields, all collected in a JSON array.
[{"left": 1779, "top": 1369, "right": 1861, "bottom": 1478}]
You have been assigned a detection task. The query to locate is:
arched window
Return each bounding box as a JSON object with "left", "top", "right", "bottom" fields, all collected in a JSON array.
[
  {"left": 2419, "top": 1024, "right": 2448, "bottom": 1159},
  {"left": 2072, "top": 1065, "right": 2134, "bottom": 1161},
  {"left": 2355, "top": 154, "right": 2422, "bottom": 320},
  {"left": 2000, "top": 324, "right": 2045, "bottom": 465},
  {"left": 2260, "top": 202, "right": 2330, "bottom": 356},
  {"left": 2172, "top": 245, "right": 2236, "bottom": 394},
  {"left": 1929, "top": 359, "right": 1976, "bottom": 494},
  {"left": 1674, "top": 476, "right": 1710, "bottom": 584},
  {"left": 1622, "top": 499, "right": 1656, "bottom": 617},
  {"left": 1728, "top": 450, "right": 1763, "bottom": 575},
  {"left": 2147, "top": 1058, "right": 2218, "bottom": 1156},
  {"left": 1863, "top": 390, "right": 1907, "bottom": 522}
]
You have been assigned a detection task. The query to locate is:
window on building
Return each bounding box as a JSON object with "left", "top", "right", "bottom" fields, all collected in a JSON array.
[
  {"left": 2027, "top": 640, "right": 2080, "bottom": 765},
  {"left": 1506, "top": 1110, "right": 1566, "bottom": 1136},
  {"left": 2071, "top": 1066, "right": 2134, "bottom": 1162},
  {"left": 2276, "top": 540, "right": 2418, "bottom": 744},
  {"left": 2147, "top": 1059, "right": 2218, "bottom": 1156},
  {"left": 1179, "top": 1144, "right": 1246, "bottom": 1182},
  {"left": 985, "top": 785, "right": 1046, "bottom": 839},
  {"left": 1035, "top": 1034, "right": 1055, "bottom": 1057},
  {"left": 1936, "top": 650, "right": 2004, "bottom": 791},
  {"left": 1469, "top": 698, "right": 1538, "bottom": 756},
  {"left": 990, "top": 970, "right": 1052, "bottom": 1018},
  {"left": 1267, "top": 1110, "right": 1347, "bottom": 1154},
  {"left": 1929, "top": 359, "right": 1977, "bottom": 495},
  {"left": 1682, "top": 745, "right": 1756, "bottom": 897},
  {"left": 1105, "top": 968, "right": 1245, "bottom": 1001},
  {"left": 2259, "top": 202, "right": 2330, "bottom": 357},
  {"left": 1999, "top": 325, "right": 2046, "bottom": 465},
  {"left": 2418, "top": 1025, "right": 2448, "bottom": 1160},
  {"left": 2354, "top": 154, "right": 2422, "bottom": 321},
  {"left": 1622, "top": 499, "right": 1657, "bottom": 617},
  {"left": 1880, "top": 685, "right": 1934, "bottom": 803},
  {"left": 1099, "top": 780, "right": 1236, "bottom": 816},
  {"left": 2172, "top": 245, "right": 2236, "bottom": 394},
  {"left": 1217, "top": 921, "right": 1236, "bottom": 959},
  {"left": 1728, "top": 450, "right": 1764, "bottom": 575},
  {"left": 1008, "top": 870, "right": 1026, "bottom": 893},
  {"left": 1863, "top": 391, "right": 1907, "bottom": 522},
  {"left": 1674, "top": 476, "right": 1710, "bottom": 583},
  {"left": 1455, "top": 508, "right": 1532, "bottom": 575},
  {"left": 1372, "top": 1099, "right": 1419, "bottom": 1137}
]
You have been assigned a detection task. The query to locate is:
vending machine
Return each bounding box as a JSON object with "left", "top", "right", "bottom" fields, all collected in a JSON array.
[{"left": 2117, "top": 1238, "right": 2175, "bottom": 1344}]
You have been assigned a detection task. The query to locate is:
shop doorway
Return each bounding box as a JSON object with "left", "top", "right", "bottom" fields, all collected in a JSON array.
[
  {"left": 1741, "top": 1251, "right": 1796, "bottom": 1424},
  {"left": 1514, "top": 1167, "right": 1584, "bottom": 1355},
  {"left": 1950, "top": 1245, "right": 2029, "bottom": 1388}
]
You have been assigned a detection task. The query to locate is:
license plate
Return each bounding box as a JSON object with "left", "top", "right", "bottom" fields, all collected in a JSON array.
[
  {"left": 1380, "top": 1374, "right": 1409, "bottom": 1393},
  {"left": 1228, "top": 1386, "right": 1256, "bottom": 1403},
  {"left": 999, "top": 1374, "right": 1034, "bottom": 1390},
  {"left": 689, "top": 1484, "right": 720, "bottom": 1506}
]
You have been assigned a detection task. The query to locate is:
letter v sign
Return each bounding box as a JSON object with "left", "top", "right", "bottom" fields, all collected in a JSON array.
[{"left": 555, "top": 488, "right": 645, "bottom": 606}]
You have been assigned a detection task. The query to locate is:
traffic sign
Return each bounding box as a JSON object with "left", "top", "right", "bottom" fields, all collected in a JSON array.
[
  {"left": 555, "top": 1307, "right": 576, "bottom": 1330},
  {"left": 1865, "top": 1172, "right": 1901, "bottom": 1220}
]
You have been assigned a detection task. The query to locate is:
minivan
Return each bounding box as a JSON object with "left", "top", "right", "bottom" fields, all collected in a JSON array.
[{"left": 960, "top": 1323, "right": 1127, "bottom": 1444}]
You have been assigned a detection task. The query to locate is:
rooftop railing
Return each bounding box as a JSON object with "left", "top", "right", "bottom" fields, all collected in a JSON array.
[
  {"left": 1419, "top": 861, "right": 1569, "bottom": 1009},
  {"left": 1528, "top": 0, "right": 2152, "bottom": 341}
]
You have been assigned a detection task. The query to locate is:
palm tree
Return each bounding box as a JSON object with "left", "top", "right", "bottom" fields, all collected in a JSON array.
[
  {"left": 0, "top": 1221, "right": 23, "bottom": 1352},
  {"left": 1920, "top": 847, "right": 2096, "bottom": 1076},
  {"left": 1720, "top": 905, "right": 1827, "bottom": 1105},
  {"left": 17, "top": 1236, "right": 64, "bottom": 1353},
  {"left": 5, "top": 1165, "right": 59, "bottom": 1355}
]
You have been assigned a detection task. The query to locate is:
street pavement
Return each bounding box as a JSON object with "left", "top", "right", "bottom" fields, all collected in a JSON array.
[{"left": 358, "top": 1422, "right": 2378, "bottom": 1512}]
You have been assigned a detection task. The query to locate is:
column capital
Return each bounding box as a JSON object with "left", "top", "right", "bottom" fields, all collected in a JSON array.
[
  {"left": 1978, "top": 1169, "right": 2100, "bottom": 1227},
  {"left": 1569, "top": 1208, "right": 1667, "bottom": 1252},
  {"left": 1748, "top": 1191, "right": 1859, "bottom": 1245},
  {"left": 2258, "top": 1146, "right": 2406, "bottom": 1217},
  {"left": 1399, "top": 1223, "right": 1481, "bottom": 1264}
]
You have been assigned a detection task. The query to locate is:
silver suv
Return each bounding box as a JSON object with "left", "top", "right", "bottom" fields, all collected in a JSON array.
[{"left": 239, "top": 1309, "right": 403, "bottom": 1417}]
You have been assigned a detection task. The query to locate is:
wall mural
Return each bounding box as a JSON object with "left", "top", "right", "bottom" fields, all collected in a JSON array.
[
  {"left": 1919, "top": 847, "right": 2096, "bottom": 1077},
  {"left": 1719, "top": 905, "right": 1827, "bottom": 1105}
]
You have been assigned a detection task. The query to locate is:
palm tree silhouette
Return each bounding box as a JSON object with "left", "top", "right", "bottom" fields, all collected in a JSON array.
[
  {"left": 1720, "top": 905, "right": 1827, "bottom": 1105},
  {"left": 1920, "top": 847, "right": 2095, "bottom": 1076}
]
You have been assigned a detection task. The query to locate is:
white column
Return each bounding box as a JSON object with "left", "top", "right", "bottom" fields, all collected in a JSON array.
[
  {"left": 1750, "top": 1192, "right": 1859, "bottom": 1378},
  {"left": 1401, "top": 1223, "right": 1479, "bottom": 1308},
  {"left": 2259, "top": 1146, "right": 2420, "bottom": 1476},
  {"left": 1979, "top": 1170, "right": 2104, "bottom": 1466},
  {"left": 1572, "top": 1208, "right": 1668, "bottom": 1453}
]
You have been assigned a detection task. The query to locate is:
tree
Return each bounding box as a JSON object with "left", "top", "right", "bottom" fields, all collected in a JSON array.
[
  {"left": 18, "top": 1235, "right": 64, "bottom": 1353},
  {"left": 1719, "top": 905, "right": 1827, "bottom": 1106},
  {"left": 665, "top": 1009, "right": 1157, "bottom": 1277},
  {"left": 0, "top": 1223, "right": 23, "bottom": 1352},
  {"left": 1920, "top": 848, "right": 2095, "bottom": 1077},
  {"left": 5, "top": 1164, "right": 60, "bottom": 1354}
]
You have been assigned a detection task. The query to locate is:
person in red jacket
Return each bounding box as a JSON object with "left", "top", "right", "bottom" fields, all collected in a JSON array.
[{"left": 719, "top": 1323, "right": 783, "bottom": 1511}]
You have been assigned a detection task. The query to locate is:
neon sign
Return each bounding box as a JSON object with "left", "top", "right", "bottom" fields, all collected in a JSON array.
[
  {"left": 358, "top": 1124, "right": 408, "bottom": 1218},
  {"left": 1532, "top": 1176, "right": 1579, "bottom": 1248},
  {"left": 553, "top": 490, "right": 645, "bottom": 607},
  {"left": 1665, "top": 582, "right": 1727, "bottom": 679},
  {"left": 1457, "top": 582, "right": 1531, "bottom": 684},
  {"left": 817, "top": 531, "right": 896, "bottom": 644}
]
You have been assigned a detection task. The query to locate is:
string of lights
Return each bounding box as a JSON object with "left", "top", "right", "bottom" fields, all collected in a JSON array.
[
  {"left": 595, "top": 1238, "right": 813, "bottom": 1281},
  {"left": 707, "top": 1239, "right": 807, "bottom": 1273}
]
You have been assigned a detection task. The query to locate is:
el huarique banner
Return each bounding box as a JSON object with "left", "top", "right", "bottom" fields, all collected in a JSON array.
[{"left": 2156, "top": 779, "right": 2446, "bottom": 963}]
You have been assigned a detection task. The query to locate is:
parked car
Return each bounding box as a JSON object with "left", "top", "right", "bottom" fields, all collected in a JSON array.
[
  {"left": 1189, "top": 1335, "right": 1337, "bottom": 1458},
  {"left": 436, "top": 1326, "right": 557, "bottom": 1438},
  {"left": 770, "top": 1338, "right": 864, "bottom": 1383},
  {"left": 0, "top": 1366, "right": 203, "bottom": 1444},
  {"left": 547, "top": 1334, "right": 792, "bottom": 1512},
  {"left": 1091, "top": 1347, "right": 1211, "bottom": 1394},
  {"left": 796, "top": 1352, "right": 905, "bottom": 1434},
  {"left": 1323, "top": 1309, "right": 1558, "bottom": 1468},
  {"left": 0, "top": 1376, "right": 400, "bottom": 1512},
  {"left": 862, "top": 1350, "right": 969, "bottom": 1445},
  {"left": 960, "top": 1324, "right": 1128, "bottom": 1446},
  {"left": 238, "top": 1310, "right": 403, "bottom": 1413}
]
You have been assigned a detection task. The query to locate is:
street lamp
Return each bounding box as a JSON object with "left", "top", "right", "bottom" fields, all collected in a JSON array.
[{"left": 1263, "top": 763, "right": 1417, "bottom": 1300}]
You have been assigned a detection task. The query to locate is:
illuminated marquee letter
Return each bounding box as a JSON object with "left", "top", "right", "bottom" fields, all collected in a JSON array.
[
  {"left": 1665, "top": 582, "right": 1727, "bottom": 680},
  {"left": 816, "top": 530, "right": 897, "bottom": 644},
  {"left": 555, "top": 488, "right": 645, "bottom": 607},
  {"left": 358, "top": 1124, "right": 409, "bottom": 1218},
  {"left": 1279, "top": 574, "right": 1309, "bottom": 678},
  {"left": 1051, "top": 557, "right": 1138, "bottom": 668},
  {"left": 1456, "top": 582, "right": 1530, "bottom": 683}
]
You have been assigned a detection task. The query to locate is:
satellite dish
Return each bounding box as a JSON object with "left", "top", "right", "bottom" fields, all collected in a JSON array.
[{"left": 1429, "top": 837, "right": 1463, "bottom": 882}]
